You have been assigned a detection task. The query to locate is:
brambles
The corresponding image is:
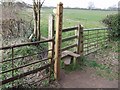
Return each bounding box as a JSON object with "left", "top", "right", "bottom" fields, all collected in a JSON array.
[{"left": 102, "top": 14, "right": 120, "bottom": 40}]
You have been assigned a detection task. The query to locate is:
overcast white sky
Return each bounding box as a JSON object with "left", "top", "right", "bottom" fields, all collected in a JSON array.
[{"left": 17, "top": 0, "right": 119, "bottom": 9}]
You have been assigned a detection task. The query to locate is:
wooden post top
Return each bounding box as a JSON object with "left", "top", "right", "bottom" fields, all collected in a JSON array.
[
  {"left": 57, "top": 2, "right": 63, "bottom": 6},
  {"left": 80, "top": 24, "right": 84, "bottom": 29},
  {"left": 78, "top": 24, "right": 84, "bottom": 29}
]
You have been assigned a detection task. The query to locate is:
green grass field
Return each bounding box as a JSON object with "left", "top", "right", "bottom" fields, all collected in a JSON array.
[
  {"left": 21, "top": 8, "right": 117, "bottom": 37},
  {"left": 19, "top": 8, "right": 117, "bottom": 51},
  {"left": 25, "top": 8, "right": 117, "bottom": 51},
  {"left": 41, "top": 8, "right": 117, "bottom": 37},
  {"left": 41, "top": 8, "right": 117, "bottom": 50}
]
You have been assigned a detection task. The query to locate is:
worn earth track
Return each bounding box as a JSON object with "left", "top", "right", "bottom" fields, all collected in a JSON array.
[
  {"left": 59, "top": 68, "right": 118, "bottom": 88},
  {"left": 58, "top": 43, "right": 119, "bottom": 88}
]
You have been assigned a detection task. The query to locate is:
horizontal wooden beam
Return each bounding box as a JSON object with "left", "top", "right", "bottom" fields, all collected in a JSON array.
[
  {"left": 62, "top": 50, "right": 80, "bottom": 58},
  {"left": 62, "top": 35, "right": 77, "bottom": 42},
  {"left": 61, "top": 44, "right": 77, "bottom": 52},
  {"left": 62, "top": 26, "right": 78, "bottom": 32}
]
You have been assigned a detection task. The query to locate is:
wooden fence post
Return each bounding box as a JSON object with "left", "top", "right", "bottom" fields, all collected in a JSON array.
[
  {"left": 77, "top": 24, "right": 84, "bottom": 56},
  {"left": 54, "top": 2, "right": 63, "bottom": 80},
  {"left": 48, "top": 14, "right": 55, "bottom": 58},
  {"left": 48, "top": 14, "right": 55, "bottom": 82}
]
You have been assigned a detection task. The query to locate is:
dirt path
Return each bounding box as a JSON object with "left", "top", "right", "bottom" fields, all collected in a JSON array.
[
  {"left": 59, "top": 68, "right": 118, "bottom": 88},
  {"left": 51, "top": 42, "right": 119, "bottom": 88}
]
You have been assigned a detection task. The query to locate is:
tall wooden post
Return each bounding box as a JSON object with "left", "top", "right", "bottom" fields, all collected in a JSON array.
[
  {"left": 48, "top": 14, "right": 55, "bottom": 58},
  {"left": 48, "top": 14, "right": 55, "bottom": 82},
  {"left": 77, "top": 24, "right": 84, "bottom": 56},
  {"left": 54, "top": 2, "right": 63, "bottom": 80}
]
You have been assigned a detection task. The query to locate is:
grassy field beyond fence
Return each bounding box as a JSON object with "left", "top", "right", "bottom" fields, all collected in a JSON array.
[
  {"left": 19, "top": 8, "right": 117, "bottom": 54},
  {"left": 21, "top": 8, "right": 117, "bottom": 37}
]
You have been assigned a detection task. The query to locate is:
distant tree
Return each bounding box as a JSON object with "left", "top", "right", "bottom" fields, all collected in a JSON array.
[
  {"left": 108, "top": 5, "right": 118, "bottom": 11},
  {"left": 1, "top": 0, "right": 15, "bottom": 7},
  {"left": 88, "top": 2, "right": 95, "bottom": 10}
]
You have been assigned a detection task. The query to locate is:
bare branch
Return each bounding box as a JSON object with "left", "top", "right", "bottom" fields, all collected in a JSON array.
[{"left": 41, "top": 0, "right": 45, "bottom": 7}]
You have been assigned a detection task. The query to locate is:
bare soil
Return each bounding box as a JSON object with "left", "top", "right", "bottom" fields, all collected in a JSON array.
[{"left": 59, "top": 68, "right": 118, "bottom": 88}]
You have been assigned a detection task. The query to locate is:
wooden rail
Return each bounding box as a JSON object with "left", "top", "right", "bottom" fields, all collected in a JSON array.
[
  {"left": 62, "top": 26, "right": 78, "bottom": 32},
  {"left": 62, "top": 35, "right": 77, "bottom": 42},
  {"left": 61, "top": 44, "right": 77, "bottom": 51}
]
